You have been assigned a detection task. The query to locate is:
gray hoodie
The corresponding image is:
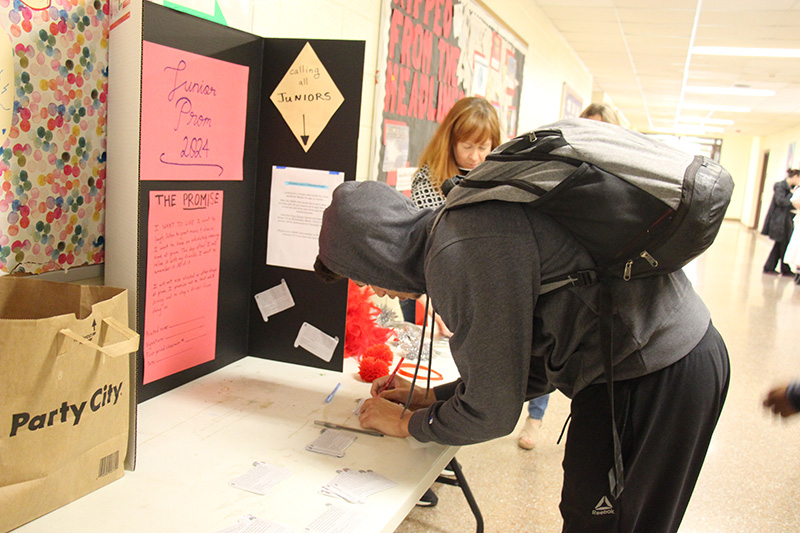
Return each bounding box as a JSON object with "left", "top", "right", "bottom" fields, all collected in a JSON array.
[{"left": 318, "top": 180, "right": 711, "bottom": 446}]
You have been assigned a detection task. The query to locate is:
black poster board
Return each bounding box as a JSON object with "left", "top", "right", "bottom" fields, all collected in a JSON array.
[
  {"left": 134, "top": 3, "right": 363, "bottom": 402},
  {"left": 248, "top": 39, "right": 363, "bottom": 370}
]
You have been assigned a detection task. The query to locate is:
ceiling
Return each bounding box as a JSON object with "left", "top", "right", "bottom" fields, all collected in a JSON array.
[{"left": 532, "top": 0, "right": 800, "bottom": 138}]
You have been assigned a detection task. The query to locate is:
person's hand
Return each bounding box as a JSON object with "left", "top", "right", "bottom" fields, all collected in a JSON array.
[
  {"left": 357, "top": 396, "right": 411, "bottom": 437},
  {"left": 763, "top": 384, "right": 799, "bottom": 417},
  {"left": 370, "top": 373, "right": 436, "bottom": 409},
  {"left": 369, "top": 373, "right": 404, "bottom": 400}
]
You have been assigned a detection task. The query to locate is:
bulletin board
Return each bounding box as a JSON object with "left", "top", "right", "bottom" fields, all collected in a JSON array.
[
  {"left": 560, "top": 82, "right": 583, "bottom": 120},
  {"left": 371, "top": 0, "right": 526, "bottom": 186}
]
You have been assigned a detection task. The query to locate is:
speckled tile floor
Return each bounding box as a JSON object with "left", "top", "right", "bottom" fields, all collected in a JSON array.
[{"left": 394, "top": 221, "right": 800, "bottom": 533}]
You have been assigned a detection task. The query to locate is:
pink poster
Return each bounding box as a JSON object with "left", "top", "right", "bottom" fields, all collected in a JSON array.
[
  {"left": 140, "top": 41, "right": 248, "bottom": 181},
  {"left": 143, "top": 190, "right": 223, "bottom": 384}
]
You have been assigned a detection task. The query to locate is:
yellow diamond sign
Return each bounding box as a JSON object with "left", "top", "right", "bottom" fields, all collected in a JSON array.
[{"left": 270, "top": 42, "right": 344, "bottom": 152}]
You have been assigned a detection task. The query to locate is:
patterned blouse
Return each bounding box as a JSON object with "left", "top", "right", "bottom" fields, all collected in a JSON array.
[{"left": 410, "top": 165, "right": 446, "bottom": 209}]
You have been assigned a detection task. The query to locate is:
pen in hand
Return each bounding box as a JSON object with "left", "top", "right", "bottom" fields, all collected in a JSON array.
[{"left": 379, "top": 357, "right": 405, "bottom": 394}]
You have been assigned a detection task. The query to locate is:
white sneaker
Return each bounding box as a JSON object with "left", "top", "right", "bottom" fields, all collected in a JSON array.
[{"left": 517, "top": 417, "right": 542, "bottom": 450}]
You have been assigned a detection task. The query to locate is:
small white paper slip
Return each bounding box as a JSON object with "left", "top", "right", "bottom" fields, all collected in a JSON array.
[
  {"left": 254, "top": 279, "right": 295, "bottom": 322},
  {"left": 306, "top": 429, "right": 356, "bottom": 458},
  {"left": 213, "top": 514, "right": 293, "bottom": 533},
  {"left": 294, "top": 322, "right": 339, "bottom": 362},
  {"left": 229, "top": 462, "right": 292, "bottom": 495},
  {"left": 320, "top": 468, "right": 396, "bottom": 504},
  {"left": 239, "top": 518, "right": 293, "bottom": 533},
  {"left": 305, "top": 504, "right": 367, "bottom": 533}
]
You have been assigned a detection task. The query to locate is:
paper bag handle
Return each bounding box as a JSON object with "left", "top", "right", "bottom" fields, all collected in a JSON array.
[{"left": 59, "top": 317, "right": 140, "bottom": 358}]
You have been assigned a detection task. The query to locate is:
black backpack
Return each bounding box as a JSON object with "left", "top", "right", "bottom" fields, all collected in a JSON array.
[{"left": 440, "top": 118, "right": 734, "bottom": 293}]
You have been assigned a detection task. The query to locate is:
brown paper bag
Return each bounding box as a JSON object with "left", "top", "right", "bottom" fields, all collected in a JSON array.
[{"left": 0, "top": 276, "right": 139, "bottom": 532}]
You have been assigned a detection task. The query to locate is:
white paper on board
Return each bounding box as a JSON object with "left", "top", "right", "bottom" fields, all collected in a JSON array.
[
  {"left": 254, "top": 279, "right": 295, "bottom": 322},
  {"left": 293, "top": 322, "right": 339, "bottom": 362},
  {"left": 266, "top": 166, "right": 344, "bottom": 271}
]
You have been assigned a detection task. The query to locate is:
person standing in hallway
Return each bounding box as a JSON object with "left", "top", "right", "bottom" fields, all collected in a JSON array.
[
  {"left": 762, "top": 168, "right": 800, "bottom": 275},
  {"left": 409, "top": 96, "right": 502, "bottom": 208},
  {"left": 781, "top": 185, "right": 800, "bottom": 284},
  {"left": 579, "top": 102, "right": 621, "bottom": 125}
]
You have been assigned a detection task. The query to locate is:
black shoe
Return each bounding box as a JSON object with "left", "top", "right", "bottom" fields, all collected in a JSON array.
[
  {"left": 764, "top": 269, "right": 779, "bottom": 275},
  {"left": 416, "top": 488, "right": 438, "bottom": 507},
  {"left": 782, "top": 269, "right": 795, "bottom": 277}
]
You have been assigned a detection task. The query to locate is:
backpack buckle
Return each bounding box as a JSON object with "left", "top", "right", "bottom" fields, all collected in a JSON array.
[{"left": 574, "top": 269, "right": 599, "bottom": 286}]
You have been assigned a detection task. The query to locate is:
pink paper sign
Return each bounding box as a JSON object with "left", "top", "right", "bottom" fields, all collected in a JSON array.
[
  {"left": 141, "top": 41, "right": 248, "bottom": 180},
  {"left": 143, "top": 190, "right": 223, "bottom": 384}
]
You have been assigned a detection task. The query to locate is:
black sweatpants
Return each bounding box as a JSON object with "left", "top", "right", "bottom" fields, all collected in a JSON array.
[{"left": 560, "top": 323, "right": 729, "bottom": 533}]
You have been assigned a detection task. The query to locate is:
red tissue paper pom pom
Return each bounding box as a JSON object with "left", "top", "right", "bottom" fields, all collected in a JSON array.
[
  {"left": 363, "top": 343, "right": 394, "bottom": 364},
  {"left": 358, "top": 356, "right": 390, "bottom": 383},
  {"left": 344, "top": 281, "right": 395, "bottom": 358}
]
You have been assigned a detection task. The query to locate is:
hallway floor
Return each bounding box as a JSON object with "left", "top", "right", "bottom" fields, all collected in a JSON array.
[{"left": 395, "top": 221, "right": 800, "bottom": 532}]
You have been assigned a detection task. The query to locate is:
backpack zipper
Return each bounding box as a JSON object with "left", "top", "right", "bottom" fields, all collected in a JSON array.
[
  {"left": 640, "top": 250, "right": 659, "bottom": 267},
  {"left": 620, "top": 156, "right": 705, "bottom": 281},
  {"left": 623, "top": 251, "right": 660, "bottom": 280}
]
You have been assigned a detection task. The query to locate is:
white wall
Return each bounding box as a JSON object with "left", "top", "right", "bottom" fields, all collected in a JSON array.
[{"left": 718, "top": 133, "right": 757, "bottom": 223}]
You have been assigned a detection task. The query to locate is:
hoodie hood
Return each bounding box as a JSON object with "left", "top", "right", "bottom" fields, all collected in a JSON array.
[{"left": 318, "top": 180, "right": 433, "bottom": 294}]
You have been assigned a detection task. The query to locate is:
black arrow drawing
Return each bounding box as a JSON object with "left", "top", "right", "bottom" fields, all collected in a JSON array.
[{"left": 301, "top": 114, "right": 309, "bottom": 145}]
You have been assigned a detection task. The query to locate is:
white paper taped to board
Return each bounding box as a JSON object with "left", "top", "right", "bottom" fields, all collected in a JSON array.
[
  {"left": 294, "top": 322, "right": 339, "bottom": 362},
  {"left": 254, "top": 279, "right": 295, "bottom": 322}
]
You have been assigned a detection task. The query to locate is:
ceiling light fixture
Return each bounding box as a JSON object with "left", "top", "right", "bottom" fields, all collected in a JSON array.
[
  {"left": 679, "top": 116, "right": 735, "bottom": 125},
  {"left": 653, "top": 126, "right": 708, "bottom": 135},
  {"left": 692, "top": 46, "right": 800, "bottom": 58},
  {"left": 685, "top": 86, "right": 775, "bottom": 97},
  {"left": 613, "top": 7, "right": 652, "bottom": 130},
  {"left": 681, "top": 103, "right": 751, "bottom": 113},
  {"left": 655, "top": 125, "right": 724, "bottom": 134},
  {"left": 673, "top": 0, "right": 704, "bottom": 130}
]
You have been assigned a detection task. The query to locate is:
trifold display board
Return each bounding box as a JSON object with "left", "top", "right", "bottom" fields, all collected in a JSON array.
[{"left": 105, "top": 1, "right": 364, "bottom": 402}]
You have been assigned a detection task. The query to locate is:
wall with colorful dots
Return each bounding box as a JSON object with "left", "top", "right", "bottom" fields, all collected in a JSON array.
[{"left": 0, "top": 0, "right": 107, "bottom": 274}]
